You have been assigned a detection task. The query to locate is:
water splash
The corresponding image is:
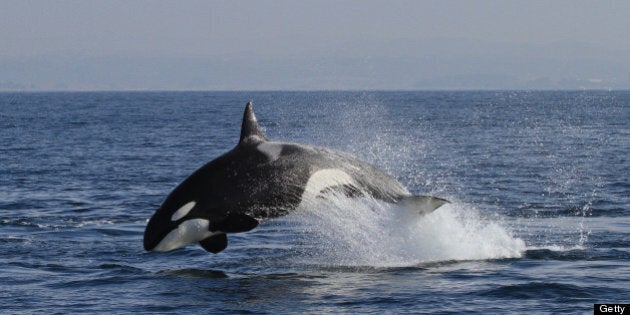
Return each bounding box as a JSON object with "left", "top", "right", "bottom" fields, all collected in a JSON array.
[
  {"left": 290, "top": 194, "right": 526, "bottom": 268},
  {"left": 278, "top": 98, "right": 527, "bottom": 267}
]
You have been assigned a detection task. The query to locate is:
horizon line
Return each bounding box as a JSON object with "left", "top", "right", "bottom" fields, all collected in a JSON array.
[{"left": 0, "top": 88, "right": 623, "bottom": 93}]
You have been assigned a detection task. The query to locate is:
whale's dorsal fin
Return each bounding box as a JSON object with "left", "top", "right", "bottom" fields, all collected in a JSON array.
[{"left": 239, "top": 102, "right": 268, "bottom": 145}]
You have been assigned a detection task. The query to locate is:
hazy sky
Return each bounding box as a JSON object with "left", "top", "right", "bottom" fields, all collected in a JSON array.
[{"left": 2, "top": 0, "right": 629, "bottom": 90}]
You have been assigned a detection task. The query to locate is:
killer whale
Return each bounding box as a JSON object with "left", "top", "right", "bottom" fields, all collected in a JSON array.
[{"left": 143, "top": 102, "right": 449, "bottom": 253}]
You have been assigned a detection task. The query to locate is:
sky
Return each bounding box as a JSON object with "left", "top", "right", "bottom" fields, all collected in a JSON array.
[{"left": 1, "top": 0, "right": 629, "bottom": 91}]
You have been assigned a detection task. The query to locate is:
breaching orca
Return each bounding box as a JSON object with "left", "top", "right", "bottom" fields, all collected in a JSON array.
[{"left": 143, "top": 102, "right": 449, "bottom": 253}]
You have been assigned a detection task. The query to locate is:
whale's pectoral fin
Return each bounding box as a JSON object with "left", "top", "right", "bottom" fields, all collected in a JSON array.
[
  {"left": 200, "top": 214, "right": 258, "bottom": 254},
  {"left": 397, "top": 195, "right": 450, "bottom": 215},
  {"left": 209, "top": 213, "right": 259, "bottom": 233},
  {"left": 199, "top": 233, "right": 228, "bottom": 253}
]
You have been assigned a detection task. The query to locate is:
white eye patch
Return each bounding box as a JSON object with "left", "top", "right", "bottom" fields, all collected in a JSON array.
[{"left": 171, "top": 201, "right": 196, "bottom": 221}]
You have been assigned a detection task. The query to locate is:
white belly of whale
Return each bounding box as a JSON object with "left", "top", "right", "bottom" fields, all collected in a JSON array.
[
  {"left": 153, "top": 219, "right": 216, "bottom": 252},
  {"left": 298, "top": 168, "right": 357, "bottom": 208}
]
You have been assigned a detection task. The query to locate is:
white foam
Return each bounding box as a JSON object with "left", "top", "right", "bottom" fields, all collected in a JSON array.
[
  {"left": 291, "top": 194, "right": 526, "bottom": 267},
  {"left": 285, "top": 101, "right": 528, "bottom": 267},
  {"left": 527, "top": 245, "right": 586, "bottom": 252}
]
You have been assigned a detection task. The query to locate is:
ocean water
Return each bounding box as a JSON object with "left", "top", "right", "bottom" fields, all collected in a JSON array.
[{"left": 1, "top": 91, "right": 628, "bottom": 314}]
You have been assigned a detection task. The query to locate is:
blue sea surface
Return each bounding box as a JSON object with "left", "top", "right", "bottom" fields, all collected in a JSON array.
[{"left": 1, "top": 91, "right": 628, "bottom": 314}]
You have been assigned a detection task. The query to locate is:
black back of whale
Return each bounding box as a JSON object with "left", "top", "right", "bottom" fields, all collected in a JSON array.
[{"left": 143, "top": 102, "right": 448, "bottom": 253}]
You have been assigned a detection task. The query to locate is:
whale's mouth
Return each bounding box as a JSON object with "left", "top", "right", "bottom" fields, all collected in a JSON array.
[
  {"left": 144, "top": 203, "right": 260, "bottom": 253},
  {"left": 143, "top": 214, "right": 173, "bottom": 251},
  {"left": 144, "top": 214, "right": 217, "bottom": 252}
]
